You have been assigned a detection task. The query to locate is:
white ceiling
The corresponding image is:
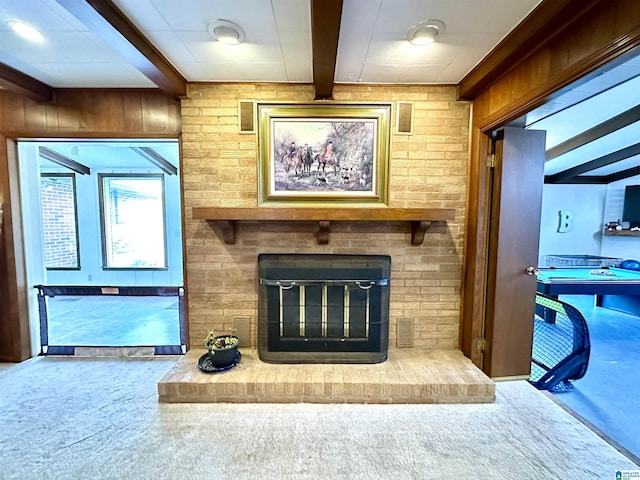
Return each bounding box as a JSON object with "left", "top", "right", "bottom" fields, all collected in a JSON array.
[
  {"left": 0, "top": 0, "right": 543, "bottom": 87},
  {"left": 36, "top": 140, "right": 179, "bottom": 173},
  {"left": 523, "top": 53, "right": 640, "bottom": 182},
  {"left": 0, "top": 0, "right": 154, "bottom": 87},
  {"left": 3, "top": 0, "right": 640, "bottom": 183}
]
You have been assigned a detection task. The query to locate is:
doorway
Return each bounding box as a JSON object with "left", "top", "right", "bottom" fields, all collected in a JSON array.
[
  {"left": 17, "top": 139, "right": 185, "bottom": 355},
  {"left": 513, "top": 54, "right": 640, "bottom": 460}
]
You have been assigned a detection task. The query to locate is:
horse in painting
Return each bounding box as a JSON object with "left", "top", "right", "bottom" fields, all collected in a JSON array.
[
  {"left": 316, "top": 152, "right": 339, "bottom": 175},
  {"left": 282, "top": 147, "right": 304, "bottom": 175}
]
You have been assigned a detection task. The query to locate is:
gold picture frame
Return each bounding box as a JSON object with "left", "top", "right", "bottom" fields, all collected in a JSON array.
[{"left": 257, "top": 103, "right": 391, "bottom": 205}]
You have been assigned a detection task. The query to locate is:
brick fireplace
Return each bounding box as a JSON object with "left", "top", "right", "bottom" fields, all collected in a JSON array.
[
  {"left": 158, "top": 83, "right": 495, "bottom": 404},
  {"left": 181, "top": 83, "right": 469, "bottom": 353}
]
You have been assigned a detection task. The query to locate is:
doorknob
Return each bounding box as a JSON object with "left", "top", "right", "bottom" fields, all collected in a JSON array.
[{"left": 525, "top": 266, "right": 540, "bottom": 276}]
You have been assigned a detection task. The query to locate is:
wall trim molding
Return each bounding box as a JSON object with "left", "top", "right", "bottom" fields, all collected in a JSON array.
[{"left": 458, "top": 0, "right": 602, "bottom": 100}]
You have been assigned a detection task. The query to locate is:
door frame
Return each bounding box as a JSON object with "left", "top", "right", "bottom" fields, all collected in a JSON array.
[
  {"left": 460, "top": 7, "right": 640, "bottom": 373},
  {"left": 0, "top": 138, "right": 31, "bottom": 361},
  {"left": 23, "top": 140, "right": 185, "bottom": 354},
  {"left": 3, "top": 135, "right": 187, "bottom": 360},
  {"left": 0, "top": 91, "right": 184, "bottom": 362}
]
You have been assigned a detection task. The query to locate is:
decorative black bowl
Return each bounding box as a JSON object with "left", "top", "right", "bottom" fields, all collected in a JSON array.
[{"left": 198, "top": 351, "right": 241, "bottom": 374}]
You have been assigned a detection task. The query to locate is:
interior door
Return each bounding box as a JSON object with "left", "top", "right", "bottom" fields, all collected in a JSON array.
[{"left": 484, "top": 127, "right": 546, "bottom": 378}]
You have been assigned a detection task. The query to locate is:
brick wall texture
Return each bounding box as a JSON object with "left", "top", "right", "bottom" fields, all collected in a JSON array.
[
  {"left": 182, "top": 83, "right": 469, "bottom": 351},
  {"left": 40, "top": 176, "right": 79, "bottom": 268}
]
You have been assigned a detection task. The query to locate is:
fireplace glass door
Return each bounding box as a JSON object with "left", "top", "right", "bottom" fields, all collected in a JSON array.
[{"left": 258, "top": 254, "right": 390, "bottom": 363}]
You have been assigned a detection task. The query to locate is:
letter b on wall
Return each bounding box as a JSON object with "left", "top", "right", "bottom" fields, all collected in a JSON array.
[{"left": 557, "top": 210, "right": 574, "bottom": 233}]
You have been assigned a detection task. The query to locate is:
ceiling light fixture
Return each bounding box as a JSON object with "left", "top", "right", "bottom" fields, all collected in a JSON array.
[
  {"left": 208, "top": 19, "right": 245, "bottom": 45},
  {"left": 8, "top": 21, "right": 44, "bottom": 42},
  {"left": 407, "top": 19, "right": 445, "bottom": 46}
]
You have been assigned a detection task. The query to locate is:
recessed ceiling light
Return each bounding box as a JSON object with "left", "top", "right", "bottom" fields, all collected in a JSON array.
[
  {"left": 8, "top": 21, "right": 44, "bottom": 43},
  {"left": 407, "top": 19, "right": 445, "bottom": 46},
  {"left": 207, "top": 19, "right": 245, "bottom": 45}
]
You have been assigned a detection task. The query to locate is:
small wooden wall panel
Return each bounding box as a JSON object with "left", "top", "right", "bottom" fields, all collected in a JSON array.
[
  {"left": 396, "top": 102, "right": 413, "bottom": 135},
  {"left": 238, "top": 100, "right": 255, "bottom": 134}
]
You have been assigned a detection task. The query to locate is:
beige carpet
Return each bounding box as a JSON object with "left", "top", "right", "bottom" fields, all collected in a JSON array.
[{"left": 0, "top": 356, "right": 637, "bottom": 479}]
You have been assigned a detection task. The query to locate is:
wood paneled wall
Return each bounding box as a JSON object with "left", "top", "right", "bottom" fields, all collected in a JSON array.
[
  {"left": 461, "top": 0, "right": 640, "bottom": 372},
  {"left": 0, "top": 89, "right": 181, "bottom": 362},
  {"left": 470, "top": 0, "right": 640, "bottom": 131},
  {"left": 1, "top": 89, "right": 180, "bottom": 137}
]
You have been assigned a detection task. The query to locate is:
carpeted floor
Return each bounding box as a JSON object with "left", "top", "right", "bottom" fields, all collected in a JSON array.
[{"left": 0, "top": 356, "right": 637, "bottom": 480}]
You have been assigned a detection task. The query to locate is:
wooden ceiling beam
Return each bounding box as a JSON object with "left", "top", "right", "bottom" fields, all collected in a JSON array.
[
  {"left": 545, "top": 142, "right": 640, "bottom": 183},
  {"left": 311, "top": 0, "right": 343, "bottom": 100},
  {"left": 544, "top": 175, "right": 609, "bottom": 185},
  {"left": 604, "top": 164, "right": 640, "bottom": 183},
  {"left": 39, "top": 147, "right": 91, "bottom": 175},
  {"left": 546, "top": 103, "right": 640, "bottom": 160},
  {"left": 551, "top": 164, "right": 640, "bottom": 183},
  {"left": 458, "top": 0, "right": 602, "bottom": 100},
  {"left": 56, "top": 0, "right": 186, "bottom": 98},
  {"left": 130, "top": 146, "right": 177, "bottom": 175},
  {"left": 544, "top": 175, "right": 608, "bottom": 184},
  {"left": 0, "top": 62, "right": 54, "bottom": 103}
]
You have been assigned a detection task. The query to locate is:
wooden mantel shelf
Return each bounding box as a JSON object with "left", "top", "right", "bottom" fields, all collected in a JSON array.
[{"left": 192, "top": 207, "right": 456, "bottom": 246}]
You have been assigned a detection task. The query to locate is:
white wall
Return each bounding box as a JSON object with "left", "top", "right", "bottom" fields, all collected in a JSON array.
[
  {"left": 601, "top": 174, "right": 640, "bottom": 261},
  {"left": 538, "top": 184, "right": 607, "bottom": 263}
]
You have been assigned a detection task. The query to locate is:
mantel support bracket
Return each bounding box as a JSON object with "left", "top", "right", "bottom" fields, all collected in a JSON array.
[
  {"left": 209, "top": 220, "right": 237, "bottom": 244},
  {"left": 411, "top": 221, "right": 432, "bottom": 246},
  {"left": 317, "top": 221, "right": 331, "bottom": 245}
]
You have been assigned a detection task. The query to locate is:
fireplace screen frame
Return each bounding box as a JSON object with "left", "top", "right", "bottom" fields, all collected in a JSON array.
[{"left": 258, "top": 254, "right": 390, "bottom": 364}]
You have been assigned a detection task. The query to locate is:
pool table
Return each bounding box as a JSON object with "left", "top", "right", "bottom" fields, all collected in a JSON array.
[{"left": 536, "top": 267, "right": 640, "bottom": 317}]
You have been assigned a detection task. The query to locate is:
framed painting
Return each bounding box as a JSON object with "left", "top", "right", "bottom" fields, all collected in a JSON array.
[{"left": 257, "top": 103, "right": 391, "bottom": 205}]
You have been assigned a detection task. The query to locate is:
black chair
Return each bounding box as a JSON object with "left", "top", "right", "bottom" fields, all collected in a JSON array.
[{"left": 530, "top": 293, "right": 591, "bottom": 392}]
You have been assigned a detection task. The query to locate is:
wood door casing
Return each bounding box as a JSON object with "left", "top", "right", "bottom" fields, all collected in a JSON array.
[
  {"left": 483, "top": 127, "right": 546, "bottom": 378},
  {"left": 459, "top": 127, "right": 492, "bottom": 367},
  {"left": 460, "top": 1, "right": 640, "bottom": 375},
  {"left": 0, "top": 89, "right": 182, "bottom": 362}
]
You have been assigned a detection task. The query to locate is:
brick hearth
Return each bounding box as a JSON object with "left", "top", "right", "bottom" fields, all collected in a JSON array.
[{"left": 158, "top": 349, "right": 495, "bottom": 404}]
